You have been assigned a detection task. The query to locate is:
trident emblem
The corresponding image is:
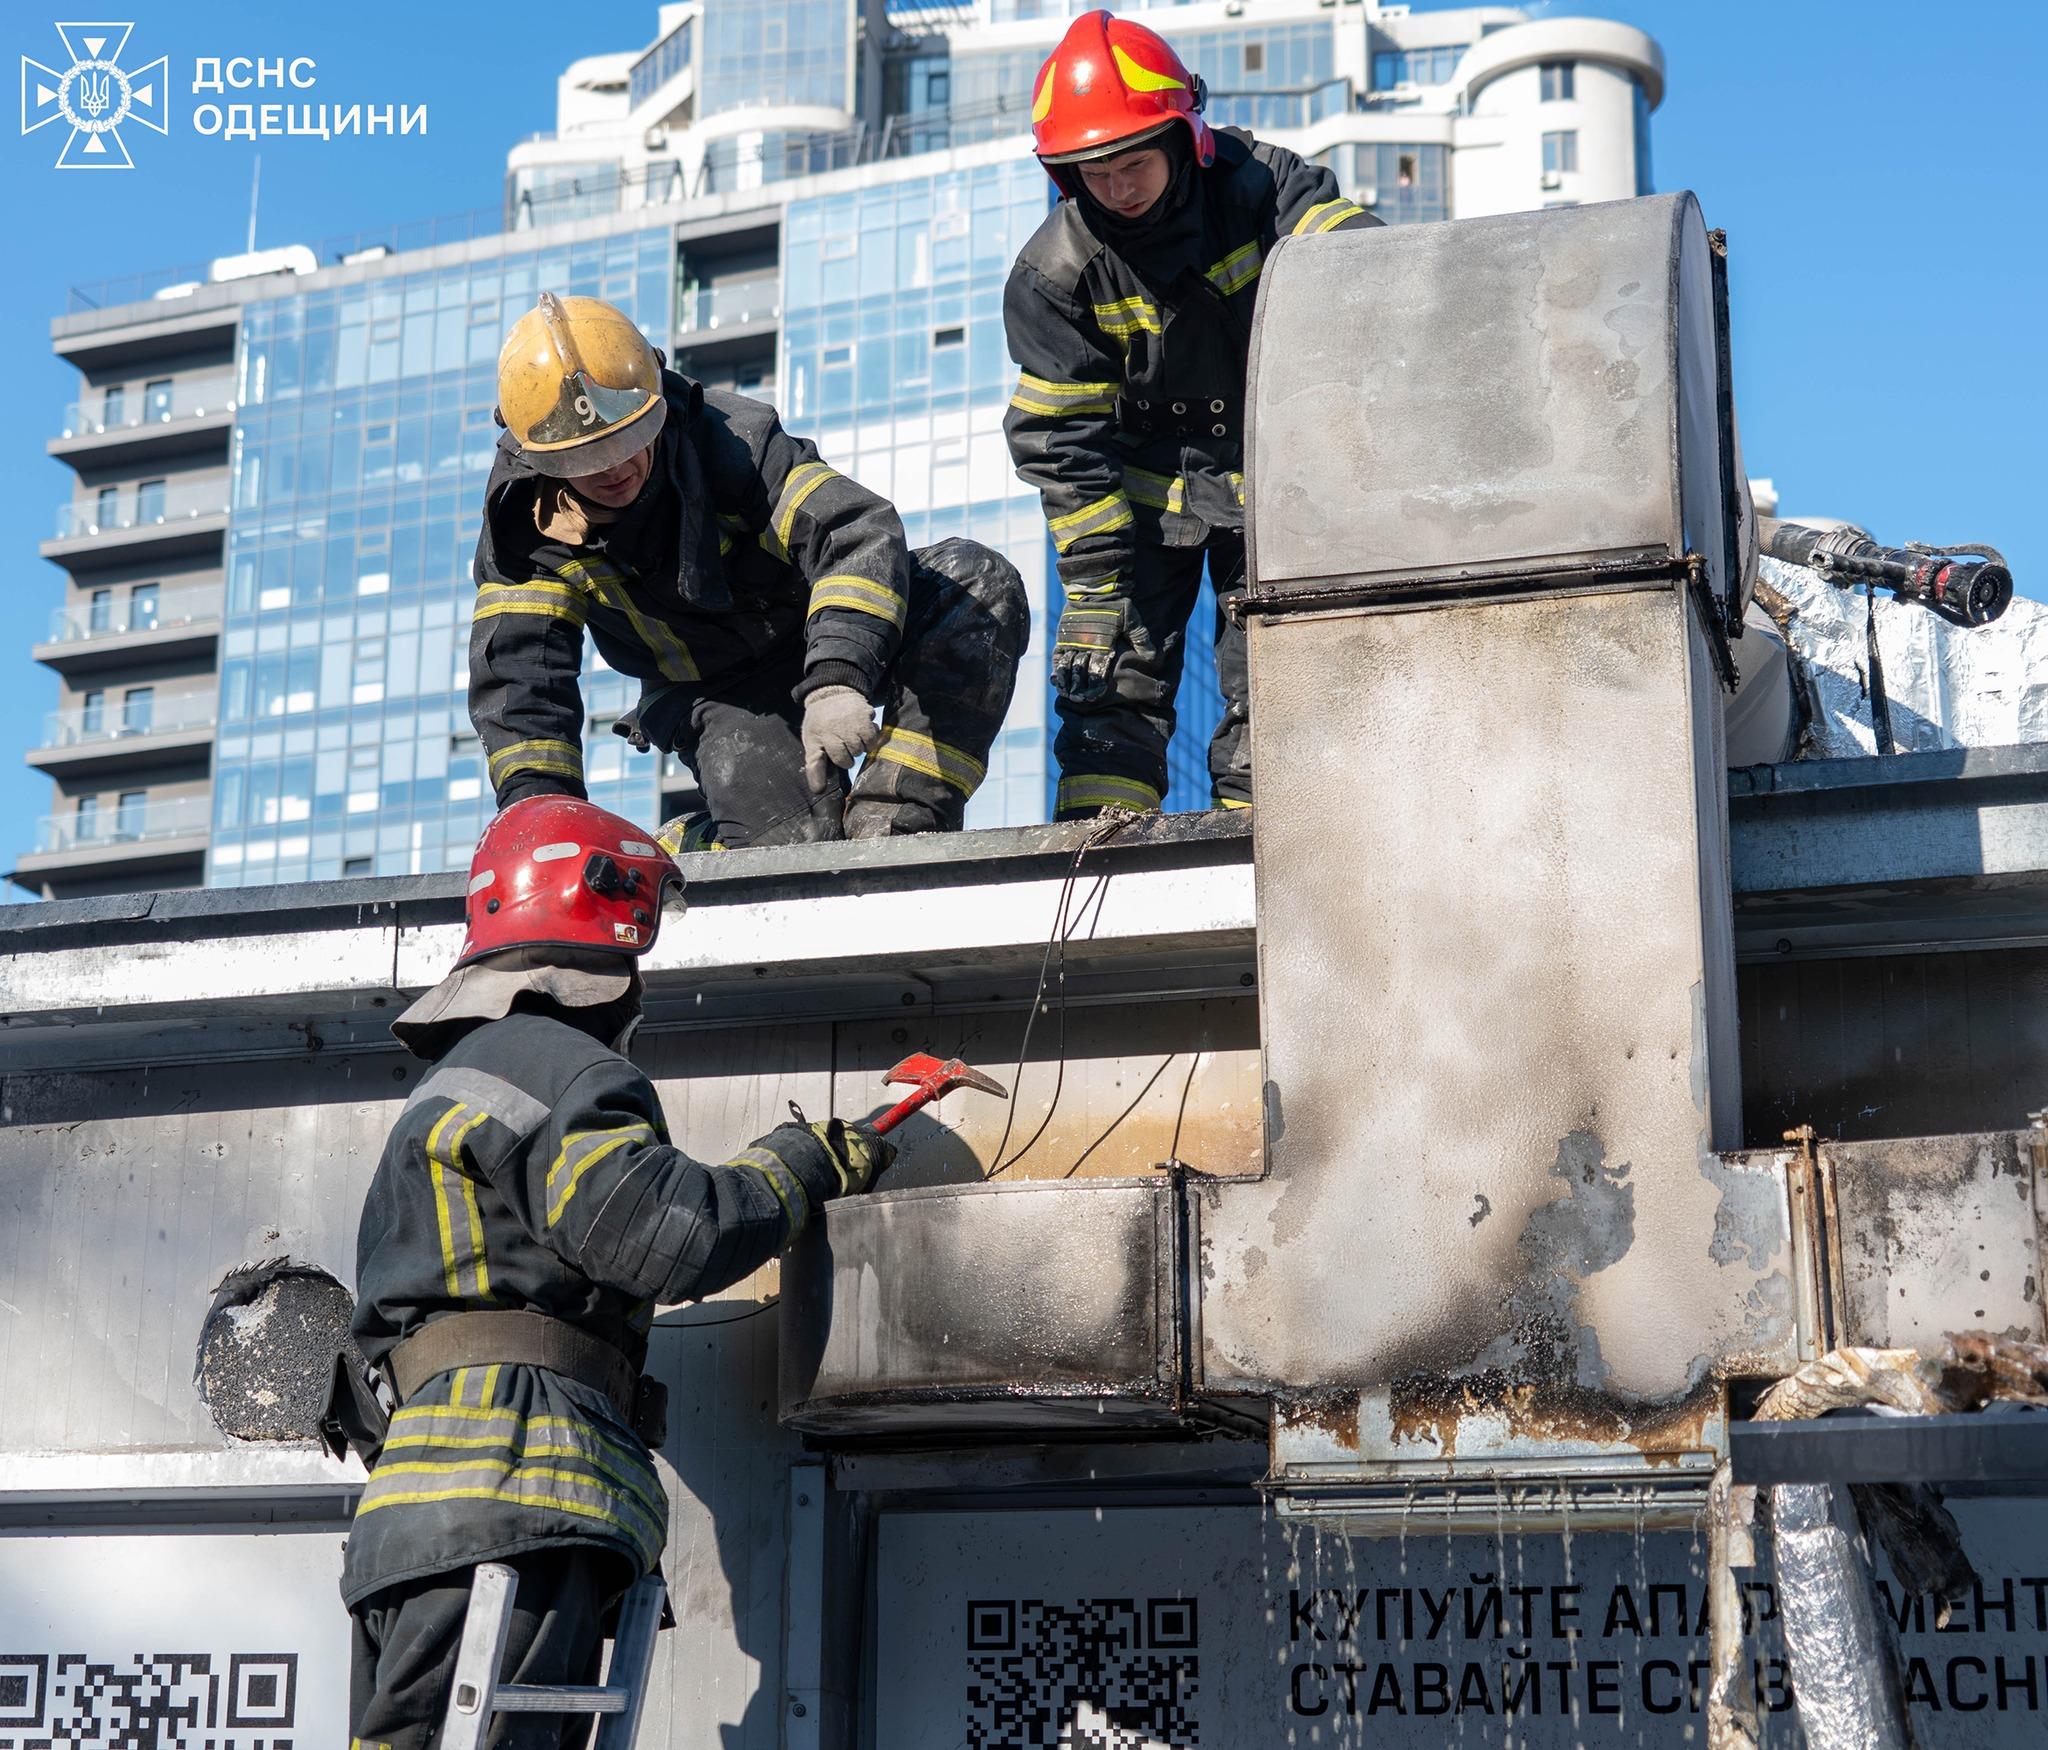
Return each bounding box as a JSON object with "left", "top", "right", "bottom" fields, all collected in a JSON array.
[
  {"left": 20, "top": 23, "right": 169, "bottom": 169},
  {"left": 75, "top": 67, "right": 112, "bottom": 119}
]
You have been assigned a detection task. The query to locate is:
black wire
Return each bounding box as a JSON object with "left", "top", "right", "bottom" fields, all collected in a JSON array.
[
  {"left": 989, "top": 812, "right": 1137, "bottom": 1176},
  {"left": 1168, "top": 1045, "right": 1205, "bottom": 1167},
  {"left": 664, "top": 1297, "right": 779, "bottom": 1328}
]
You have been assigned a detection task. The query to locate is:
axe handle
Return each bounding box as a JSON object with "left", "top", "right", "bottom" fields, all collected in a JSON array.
[{"left": 868, "top": 1084, "right": 942, "bottom": 1137}]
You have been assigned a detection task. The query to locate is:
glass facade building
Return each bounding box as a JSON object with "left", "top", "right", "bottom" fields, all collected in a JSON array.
[
  {"left": 782, "top": 160, "right": 1058, "bottom": 825},
  {"left": 210, "top": 231, "right": 673, "bottom": 885},
  {"left": 25, "top": 0, "right": 1663, "bottom": 899}
]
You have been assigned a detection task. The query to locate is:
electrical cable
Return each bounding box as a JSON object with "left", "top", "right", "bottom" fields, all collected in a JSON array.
[
  {"left": 663, "top": 1297, "right": 779, "bottom": 1328},
  {"left": 988, "top": 810, "right": 1141, "bottom": 1176}
]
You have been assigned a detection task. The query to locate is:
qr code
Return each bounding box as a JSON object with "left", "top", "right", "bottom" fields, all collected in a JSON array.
[
  {"left": 966, "top": 1598, "right": 1197, "bottom": 1748},
  {"left": 0, "top": 1653, "right": 296, "bottom": 1750}
]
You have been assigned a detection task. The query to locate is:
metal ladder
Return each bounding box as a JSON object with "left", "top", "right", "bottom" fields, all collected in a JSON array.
[{"left": 440, "top": 1562, "right": 667, "bottom": 1750}]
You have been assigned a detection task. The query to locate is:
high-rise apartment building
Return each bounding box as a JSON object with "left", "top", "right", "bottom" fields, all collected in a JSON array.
[{"left": 15, "top": 0, "right": 1660, "bottom": 899}]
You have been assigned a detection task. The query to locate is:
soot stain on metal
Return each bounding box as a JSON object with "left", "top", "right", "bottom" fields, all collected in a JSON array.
[
  {"left": 1699, "top": 1148, "right": 1785, "bottom": 1270},
  {"left": 1469, "top": 1193, "right": 1492, "bottom": 1227},
  {"left": 195, "top": 1257, "right": 357, "bottom": 1442},
  {"left": 1520, "top": 1128, "right": 1634, "bottom": 1279},
  {"left": 1388, "top": 1371, "right": 1720, "bottom": 1466},
  {"left": 1367, "top": 1127, "right": 1732, "bottom": 1456}
]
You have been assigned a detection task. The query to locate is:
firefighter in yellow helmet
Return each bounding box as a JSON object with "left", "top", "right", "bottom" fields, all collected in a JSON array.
[
  {"left": 473, "top": 294, "right": 1029, "bottom": 849},
  {"left": 1005, "top": 11, "right": 1379, "bottom": 819}
]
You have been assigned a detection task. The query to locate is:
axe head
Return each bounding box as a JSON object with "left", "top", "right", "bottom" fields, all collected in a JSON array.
[{"left": 884, "top": 1052, "right": 1008, "bottom": 1100}]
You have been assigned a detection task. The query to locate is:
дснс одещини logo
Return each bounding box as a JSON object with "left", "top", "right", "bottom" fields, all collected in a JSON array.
[{"left": 20, "top": 22, "right": 168, "bottom": 169}]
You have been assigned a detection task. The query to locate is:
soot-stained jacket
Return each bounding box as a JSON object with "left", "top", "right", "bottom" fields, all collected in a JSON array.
[
  {"left": 1003, "top": 128, "right": 1378, "bottom": 607},
  {"left": 341, "top": 1009, "right": 846, "bottom": 1605},
  {"left": 470, "top": 372, "right": 916, "bottom": 809}
]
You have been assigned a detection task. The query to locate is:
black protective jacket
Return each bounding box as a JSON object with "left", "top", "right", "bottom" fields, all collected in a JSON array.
[
  {"left": 470, "top": 373, "right": 917, "bottom": 807},
  {"left": 1003, "top": 129, "right": 1376, "bottom": 623},
  {"left": 341, "top": 1010, "right": 845, "bottom": 1605}
]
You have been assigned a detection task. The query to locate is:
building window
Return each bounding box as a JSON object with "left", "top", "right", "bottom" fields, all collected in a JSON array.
[
  {"left": 1243, "top": 42, "right": 1264, "bottom": 73},
  {"left": 1633, "top": 80, "right": 1654, "bottom": 195},
  {"left": 926, "top": 70, "right": 948, "bottom": 106},
  {"left": 1372, "top": 44, "right": 1466, "bottom": 88},
  {"left": 342, "top": 855, "right": 373, "bottom": 877},
  {"left": 1543, "top": 130, "right": 1579, "bottom": 174},
  {"left": 130, "top": 582, "right": 159, "bottom": 629},
  {"left": 81, "top": 689, "right": 105, "bottom": 733},
  {"left": 76, "top": 796, "right": 100, "bottom": 841},
  {"left": 88, "top": 589, "right": 113, "bottom": 633},
  {"left": 137, "top": 478, "right": 167, "bottom": 523},
  {"left": 1540, "top": 62, "right": 1575, "bottom": 102},
  {"left": 145, "top": 378, "right": 174, "bottom": 422},
  {"left": 102, "top": 384, "right": 127, "bottom": 428},
  {"left": 116, "top": 789, "right": 146, "bottom": 839},
  {"left": 95, "top": 486, "right": 119, "bottom": 530},
  {"left": 122, "top": 686, "right": 155, "bottom": 734}
]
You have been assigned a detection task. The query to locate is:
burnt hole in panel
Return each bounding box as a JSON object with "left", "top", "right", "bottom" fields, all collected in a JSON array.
[{"left": 195, "top": 1258, "right": 358, "bottom": 1442}]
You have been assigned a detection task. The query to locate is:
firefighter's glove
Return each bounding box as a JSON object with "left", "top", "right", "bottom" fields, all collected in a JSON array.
[
  {"left": 801, "top": 686, "right": 880, "bottom": 792},
  {"left": 1051, "top": 603, "right": 1123, "bottom": 704},
  {"left": 807, "top": 1118, "right": 894, "bottom": 1196}
]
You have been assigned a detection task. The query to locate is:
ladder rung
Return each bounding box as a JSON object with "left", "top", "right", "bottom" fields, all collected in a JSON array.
[{"left": 491, "top": 1685, "right": 629, "bottom": 1714}]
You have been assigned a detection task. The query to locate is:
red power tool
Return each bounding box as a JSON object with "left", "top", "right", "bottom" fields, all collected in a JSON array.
[{"left": 867, "top": 1052, "right": 1008, "bottom": 1135}]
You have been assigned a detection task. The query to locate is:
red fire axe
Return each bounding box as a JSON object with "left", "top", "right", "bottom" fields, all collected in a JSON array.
[{"left": 867, "top": 1052, "right": 1009, "bottom": 1135}]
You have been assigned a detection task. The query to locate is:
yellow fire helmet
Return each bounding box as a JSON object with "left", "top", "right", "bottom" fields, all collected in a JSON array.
[{"left": 496, "top": 292, "right": 666, "bottom": 478}]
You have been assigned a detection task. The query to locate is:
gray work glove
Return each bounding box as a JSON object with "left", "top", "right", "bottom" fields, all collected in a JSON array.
[
  {"left": 1051, "top": 602, "right": 1124, "bottom": 704},
  {"left": 801, "top": 685, "right": 880, "bottom": 792}
]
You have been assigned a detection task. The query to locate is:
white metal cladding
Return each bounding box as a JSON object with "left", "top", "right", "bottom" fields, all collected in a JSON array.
[{"left": 1245, "top": 192, "right": 1728, "bottom": 601}]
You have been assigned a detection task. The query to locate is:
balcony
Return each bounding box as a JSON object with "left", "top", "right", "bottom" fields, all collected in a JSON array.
[
  {"left": 674, "top": 273, "right": 781, "bottom": 365},
  {"left": 12, "top": 793, "right": 211, "bottom": 891},
  {"left": 27, "top": 690, "right": 217, "bottom": 779},
  {"left": 42, "top": 479, "right": 231, "bottom": 569},
  {"left": 33, "top": 585, "right": 224, "bottom": 674},
  {"left": 52, "top": 376, "right": 237, "bottom": 469}
]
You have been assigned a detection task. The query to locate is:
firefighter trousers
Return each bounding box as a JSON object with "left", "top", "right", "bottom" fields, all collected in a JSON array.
[
  {"left": 660, "top": 536, "right": 1029, "bottom": 849},
  {"left": 1053, "top": 531, "right": 1250, "bottom": 819},
  {"left": 348, "top": 1548, "right": 614, "bottom": 1750}
]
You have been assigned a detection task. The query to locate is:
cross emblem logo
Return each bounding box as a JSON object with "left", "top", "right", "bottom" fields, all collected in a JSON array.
[{"left": 20, "top": 22, "right": 169, "bottom": 169}]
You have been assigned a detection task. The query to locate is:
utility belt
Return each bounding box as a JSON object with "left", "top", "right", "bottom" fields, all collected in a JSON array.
[
  {"left": 1117, "top": 392, "right": 1242, "bottom": 445},
  {"left": 319, "top": 1310, "right": 669, "bottom": 1466}
]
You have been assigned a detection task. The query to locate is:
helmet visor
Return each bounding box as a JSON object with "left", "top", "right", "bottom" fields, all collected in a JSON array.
[
  {"left": 1039, "top": 116, "right": 1180, "bottom": 168},
  {"left": 518, "top": 393, "right": 667, "bottom": 480}
]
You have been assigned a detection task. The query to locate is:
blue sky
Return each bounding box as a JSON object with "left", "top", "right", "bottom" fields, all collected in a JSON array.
[{"left": 2, "top": 0, "right": 2042, "bottom": 883}]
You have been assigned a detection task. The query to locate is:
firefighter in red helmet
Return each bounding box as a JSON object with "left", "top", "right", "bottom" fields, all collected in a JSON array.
[
  {"left": 1005, "top": 10, "right": 1379, "bottom": 819},
  {"left": 325, "top": 795, "right": 891, "bottom": 1748}
]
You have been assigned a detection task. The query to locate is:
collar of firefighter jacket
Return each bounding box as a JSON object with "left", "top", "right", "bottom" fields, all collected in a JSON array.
[
  {"left": 392, "top": 948, "right": 640, "bottom": 1059},
  {"left": 480, "top": 370, "right": 734, "bottom": 615}
]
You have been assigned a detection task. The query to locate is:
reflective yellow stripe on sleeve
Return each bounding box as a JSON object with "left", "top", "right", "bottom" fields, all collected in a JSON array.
[
  {"left": 486, "top": 738, "right": 585, "bottom": 786},
  {"left": 1293, "top": 199, "right": 1367, "bottom": 236},
  {"left": 474, "top": 579, "right": 588, "bottom": 627},
  {"left": 728, "top": 1143, "right": 808, "bottom": 1233},
  {"left": 1205, "top": 240, "right": 1263, "bottom": 296},
  {"left": 808, "top": 573, "right": 908, "bottom": 628},
  {"left": 545, "top": 1124, "right": 655, "bottom": 1228},
  {"left": 870, "top": 726, "right": 987, "bottom": 799},
  {"left": 773, "top": 460, "right": 842, "bottom": 551},
  {"left": 1009, "top": 372, "right": 1119, "bottom": 418},
  {"left": 1092, "top": 295, "right": 1162, "bottom": 341},
  {"left": 1047, "top": 491, "right": 1134, "bottom": 554}
]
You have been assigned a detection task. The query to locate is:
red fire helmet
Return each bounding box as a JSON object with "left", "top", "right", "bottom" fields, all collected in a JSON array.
[
  {"left": 455, "top": 795, "right": 684, "bottom": 971},
  {"left": 1030, "top": 10, "right": 1214, "bottom": 192}
]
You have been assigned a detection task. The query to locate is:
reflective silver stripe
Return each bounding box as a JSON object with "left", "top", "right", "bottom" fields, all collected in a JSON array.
[{"left": 403, "top": 1067, "right": 550, "bottom": 1136}]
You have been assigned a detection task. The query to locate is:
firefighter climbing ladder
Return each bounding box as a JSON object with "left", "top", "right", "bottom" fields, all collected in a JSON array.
[{"left": 440, "top": 1562, "right": 667, "bottom": 1750}]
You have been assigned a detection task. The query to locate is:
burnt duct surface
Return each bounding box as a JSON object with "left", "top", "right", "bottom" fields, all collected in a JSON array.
[{"left": 195, "top": 1260, "right": 357, "bottom": 1442}]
